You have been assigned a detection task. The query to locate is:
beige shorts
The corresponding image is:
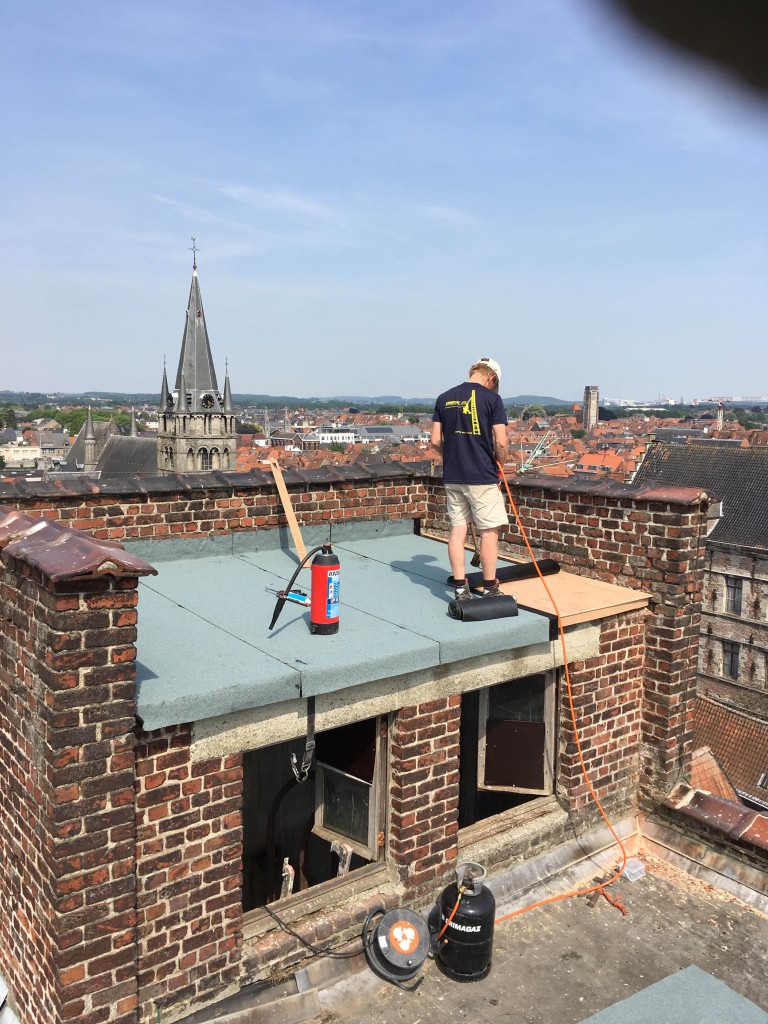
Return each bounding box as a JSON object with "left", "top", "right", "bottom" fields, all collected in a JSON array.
[{"left": 445, "top": 483, "right": 508, "bottom": 531}]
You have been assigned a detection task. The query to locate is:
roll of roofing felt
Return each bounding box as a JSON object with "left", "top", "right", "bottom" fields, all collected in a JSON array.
[
  {"left": 448, "top": 595, "right": 519, "bottom": 621},
  {"left": 448, "top": 559, "right": 560, "bottom": 589}
]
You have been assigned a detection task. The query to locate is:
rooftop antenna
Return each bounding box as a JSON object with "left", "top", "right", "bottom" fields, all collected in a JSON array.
[{"left": 189, "top": 236, "right": 199, "bottom": 271}]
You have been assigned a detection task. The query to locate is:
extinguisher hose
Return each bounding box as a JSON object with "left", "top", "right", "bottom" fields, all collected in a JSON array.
[{"left": 269, "top": 544, "right": 327, "bottom": 630}]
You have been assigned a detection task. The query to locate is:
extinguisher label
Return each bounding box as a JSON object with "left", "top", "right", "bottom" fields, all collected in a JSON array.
[{"left": 326, "top": 568, "right": 340, "bottom": 619}]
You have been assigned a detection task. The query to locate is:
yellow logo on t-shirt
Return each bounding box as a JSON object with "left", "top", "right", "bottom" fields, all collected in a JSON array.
[{"left": 446, "top": 390, "right": 480, "bottom": 435}]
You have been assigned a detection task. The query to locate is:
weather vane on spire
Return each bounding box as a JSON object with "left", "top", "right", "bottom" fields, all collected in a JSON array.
[{"left": 190, "top": 236, "right": 199, "bottom": 270}]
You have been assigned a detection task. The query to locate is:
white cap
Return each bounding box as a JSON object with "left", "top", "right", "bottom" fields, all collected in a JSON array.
[{"left": 477, "top": 356, "right": 501, "bottom": 385}]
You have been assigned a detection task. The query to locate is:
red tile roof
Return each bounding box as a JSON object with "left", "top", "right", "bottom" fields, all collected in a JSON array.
[
  {"left": 694, "top": 696, "right": 768, "bottom": 806},
  {"left": 690, "top": 746, "right": 740, "bottom": 802}
]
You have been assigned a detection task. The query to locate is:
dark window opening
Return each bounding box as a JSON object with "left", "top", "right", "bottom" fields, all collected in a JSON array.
[
  {"left": 242, "top": 718, "right": 382, "bottom": 912},
  {"left": 459, "top": 673, "right": 556, "bottom": 829}
]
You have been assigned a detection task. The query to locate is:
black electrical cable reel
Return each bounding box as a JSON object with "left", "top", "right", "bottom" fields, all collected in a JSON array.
[{"left": 362, "top": 906, "right": 430, "bottom": 990}]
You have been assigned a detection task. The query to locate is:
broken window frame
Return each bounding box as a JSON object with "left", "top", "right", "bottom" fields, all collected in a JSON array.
[
  {"left": 312, "top": 717, "right": 385, "bottom": 861},
  {"left": 476, "top": 671, "right": 557, "bottom": 796}
]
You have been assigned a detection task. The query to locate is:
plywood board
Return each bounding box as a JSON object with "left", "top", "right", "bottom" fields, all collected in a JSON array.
[{"left": 497, "top": 566, "right": 650, "bottom": 626}]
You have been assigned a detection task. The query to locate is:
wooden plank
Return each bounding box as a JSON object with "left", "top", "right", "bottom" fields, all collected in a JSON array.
[
  {"left": 499, "top": 570, "right": 650, "bottom": 627},
  {"left": 268, "top": 457, "right": 307, "bottom": 562}
]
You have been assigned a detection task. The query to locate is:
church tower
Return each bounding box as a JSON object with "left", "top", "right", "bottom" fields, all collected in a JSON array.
[{"left": 156, "top": 248, "right": 237, "bottom": 474}]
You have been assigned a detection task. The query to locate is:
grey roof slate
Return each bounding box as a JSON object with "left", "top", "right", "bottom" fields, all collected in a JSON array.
[
  {"left": 634, "top": 442, "right": 768, "bottom": 549},
  {"left": 94, "top": 435, "right": 157, "bottom": 476},
  {"left": 174, "top": 271, "right": 219, "bottom": 399},
  {"left": 52, "top": 419, "right": 156, "bottom": 478},
  {"left": 56, "top": 419, "right": 116, "bottom": 471}
]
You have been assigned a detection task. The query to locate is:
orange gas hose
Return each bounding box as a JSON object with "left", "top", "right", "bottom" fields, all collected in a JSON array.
[{"left": 493, "top": 465, "right": 629, "bottom": 925}]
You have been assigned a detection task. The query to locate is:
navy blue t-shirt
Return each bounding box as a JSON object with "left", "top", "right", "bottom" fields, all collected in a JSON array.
[{"left": 433, "top": 381, "right": 507, "bottom": 484}]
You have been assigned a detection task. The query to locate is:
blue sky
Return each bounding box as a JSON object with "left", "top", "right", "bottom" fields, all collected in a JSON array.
[{"left": 1, "top": 1, "right": 766, "bottom": 402}]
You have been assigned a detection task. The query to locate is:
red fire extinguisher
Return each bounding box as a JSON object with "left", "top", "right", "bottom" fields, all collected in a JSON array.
[
  {"left": 269, "top": 542, "right": 340, "bottom": 634},
  {"left": 310, "top": 544, "right": 340, "bottom": 634}
]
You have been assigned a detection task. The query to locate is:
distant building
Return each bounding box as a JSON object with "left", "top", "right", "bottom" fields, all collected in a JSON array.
[
  {"left": 582, "top": 385, "right": 599, "bottom": 432},
  {"left": 156, "top": 257, "right": 236, "bottom": 474},
  {"left": 635, "top": 441, "right": 768, "bottom": 721}
]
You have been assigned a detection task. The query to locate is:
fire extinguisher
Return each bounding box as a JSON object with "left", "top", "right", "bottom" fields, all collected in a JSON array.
[
  {"left": 269, "top": 543, "right": 340, "bottom": 634},
  {"left": 310, "top": 544, "right": 340, "bottom": 634}
]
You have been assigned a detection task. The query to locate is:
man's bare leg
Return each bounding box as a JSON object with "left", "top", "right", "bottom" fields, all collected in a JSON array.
[
  {"left": 479, "top": 527, "right": 499, "bottom": 583},
  {"left": 448, "top": 524, "right": 469, "bottom": 582}
]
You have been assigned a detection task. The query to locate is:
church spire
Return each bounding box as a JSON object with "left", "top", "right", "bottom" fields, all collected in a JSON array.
[
  {"left": 83, "top": 406, "right": 97, "bottom": 474},
  {"left": 174, "top": 248, "right": 218, "bottom": 401},
  {"left": 159, "top": 363, "right": 170, "bottom": 409},
  {"left": 177, "top": 373, "right": 189, "bottom": 413},
  {"left": 156, "top": 245, "right": 236, "bottom": 475},
  {"left": 84, "top": 406, "right": 95, "bottom": 441},
  {"left": 223, "top": 363, "right": 233, "bottom": 414}
]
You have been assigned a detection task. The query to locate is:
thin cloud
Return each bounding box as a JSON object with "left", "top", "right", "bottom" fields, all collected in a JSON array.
[
  {"left": 218, "top": 184, "right": 338, "bottom": 221},
  {"left": 152, "top": 195, "right": 246, "bottom": 230},
  {"left": 418, "top": 204, "right": 479, "bottom": 228}
]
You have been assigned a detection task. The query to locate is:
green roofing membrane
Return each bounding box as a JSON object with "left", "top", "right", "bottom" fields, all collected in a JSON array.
[{"left": 133, "top": 526, "right": 551, "bottom": 731}]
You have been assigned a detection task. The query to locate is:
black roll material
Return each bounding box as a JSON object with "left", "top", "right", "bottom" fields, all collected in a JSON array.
[
  {"left": 447, "top": 559, "right": 560, "bottom": 589},
  {"left": 448, "top": 595, "right": 519, "bottom": 621}
]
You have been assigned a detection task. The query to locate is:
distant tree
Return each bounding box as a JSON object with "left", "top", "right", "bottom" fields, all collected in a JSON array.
[
  {"left": 374, "top": 404, "right": 403, "bottom": 415},
  {"left": 522, "top": 404, "right": 546, "bottom": 421},
  {"left": 55, "top": 408, "right": 133, "bottom": 435},
  {"left": 236, "top": 420, "right": 262, "bottom": 434},
  {"left": 0, "top": 453, "right": 5, "bottom": 470},
  {"left": 597, "top": 407, "right": 617, "bottom": 421},
  {"left": 1, "top": 406, "right": 18, "bottom": 429},
  {"left": 570, "top": 428, "right": 586, "bottom": 439},
  {"left": 733, "top": 410, "right": 755, "bottom": 429},
  {"left": 407, "top": 416, "right": 419, "bottom": 425},
  {"left": 329, "top": 442, "right": 347, "bottom": 453},
  {"left": 14, "top": 406, "right": 57, "bottom": 425}
]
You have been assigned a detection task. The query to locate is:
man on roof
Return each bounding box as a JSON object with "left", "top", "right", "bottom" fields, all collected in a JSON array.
[{"left": 431, "top": 357, "right": 508, "bottom": 601}]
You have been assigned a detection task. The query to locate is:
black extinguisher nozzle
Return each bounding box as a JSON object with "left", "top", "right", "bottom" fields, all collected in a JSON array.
[{"left": 269, "top": 596, "right": 287, "bottom": 631}]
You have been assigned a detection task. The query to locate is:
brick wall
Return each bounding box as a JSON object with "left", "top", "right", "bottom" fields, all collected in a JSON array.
[
  {"left": 426, "top": 475, "right": 708, "bottom": 801},
  {"left": 0, "top": 557, "right": 140, "bottom": 1024},
  {"left": 134, "top": 726, "right": 242, "bottom": 1021},
  {"left": 559, "top": 610, "right": 646, "bottom": 824},
  {"left": 389, "top": 696, "right": 462, "bottom": 896},
  {"left": 0, "top": 470, "right": 711, "bottom": 1020},
  {"left": 0, "top": 469, "right": 428, "bottom": 544}
]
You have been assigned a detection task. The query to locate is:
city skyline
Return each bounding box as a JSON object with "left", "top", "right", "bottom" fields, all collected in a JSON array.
[{"left": 2, "top": 1, "right": 767, "bottom": 399}]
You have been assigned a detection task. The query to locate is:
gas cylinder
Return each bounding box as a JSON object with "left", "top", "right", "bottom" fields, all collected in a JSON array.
[
  {"left": 310, "top": 544, "right": 340, "bottom": 634},
  {"left": 436, "top": 862, "right": 495, "bottom": 982}
]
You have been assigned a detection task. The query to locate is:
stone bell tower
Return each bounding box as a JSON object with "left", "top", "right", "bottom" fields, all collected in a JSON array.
[{"left": 156, "top": 245, "right": 236, "bottom": 474}]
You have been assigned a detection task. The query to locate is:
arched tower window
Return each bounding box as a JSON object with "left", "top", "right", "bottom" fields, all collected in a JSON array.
[
  {"left": 211, "top": 447, "right": 220, "bottom": 470},
  {"left": 186, "top": 447, "right": 195, "bottom": 472},
  {"left": 200, "top": 448, "right": 211, "bottom": 471},
  {"left": 222, "top": 447, "right": 230, "bottom": 470}
]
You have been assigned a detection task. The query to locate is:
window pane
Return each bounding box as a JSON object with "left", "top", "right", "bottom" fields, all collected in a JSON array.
[
  {"left": 315, "top": 719, "right": 376, "bottom": 783},
  {"left": 488, "top": 675, "right": 545, "bottom": 723},
  {"left": 725, "top": 577, "right": 742, "bottom": 616},
  {"left": 722, "top": 641, "right": 739, "bottom": 679},
  {"left": 322, "top": 768, "right": 370, "bottom": 846}
]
